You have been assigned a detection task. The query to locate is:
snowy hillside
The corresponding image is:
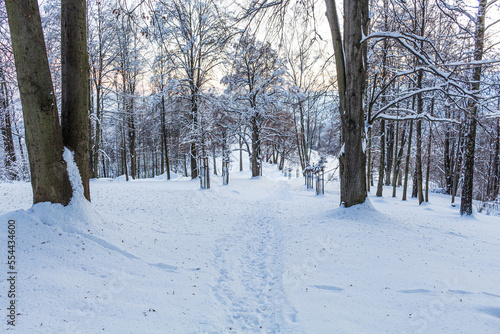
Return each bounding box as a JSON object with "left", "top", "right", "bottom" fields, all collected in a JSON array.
[{"left": 1, "top": 157, "right": 499, "bottom": 333}]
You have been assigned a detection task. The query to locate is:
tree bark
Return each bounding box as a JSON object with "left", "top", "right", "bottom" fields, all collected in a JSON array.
[
  {"left": 251, "top": 115, "right": 261, "bottom": 177},
  {"left": 61, "top": 0, "right": 90, "bottom": 200},
  {"left": 376, "top": 120, "right": 385, "bottom": 197},
  {"left": 491, "top": 118, "right": 500, "bottom": 200},
  {"left": 5, "top": 0, "right": 72, "bottom": 204},
  {"left": 425, "top": 124, "right": 432, "bottom": 202},
  {"left": 415, "top": 69, "right": 424, "bottom": 204},
  {"left": 190, "top": 96, "right": 198, "bottom": 179},
  {"left": 460, "top": 0, "right": 487, "bottom": 215},
  {"left": 392, "top": 117, "right": 403, "bottom": 198},
  {"left": 385, "top": 122, "right": 394, "bottom": 185},
  {"left": 403, "top": 119, "right": 413, "bottom": 201},
  {"left": 325, "top": 0, "right": 367, "bottom": 207}
]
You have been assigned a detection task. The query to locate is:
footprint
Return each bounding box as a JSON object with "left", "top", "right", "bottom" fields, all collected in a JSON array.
[
  {"left": 398, "top": 289, "right": 432, "bottom": 294},
  {"left": 449, "top": 290, "right": 473, "bottom": 294},
  {"left": 149, "top": 262, "right": 178, "bottom": 272},
  {"left": 311, "top": 285, "right": 344, "bottom": 292}
]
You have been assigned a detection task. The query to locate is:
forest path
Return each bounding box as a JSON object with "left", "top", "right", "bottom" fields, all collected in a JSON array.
[{"left": 211, "top": 180, "right": 300, "bottom": 333}]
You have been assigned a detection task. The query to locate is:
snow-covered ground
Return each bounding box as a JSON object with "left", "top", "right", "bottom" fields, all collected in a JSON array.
[{"left": 1, "top": 154, "right": 499, "bottom": 333}]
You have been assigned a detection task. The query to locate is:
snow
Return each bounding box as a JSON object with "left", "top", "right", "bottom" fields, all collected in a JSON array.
[{"left": 1, "top": 153, "right": 500, "bottom": 333}]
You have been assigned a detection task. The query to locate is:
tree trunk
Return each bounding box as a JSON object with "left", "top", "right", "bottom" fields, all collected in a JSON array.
[
  {"left": 251, "top": 116, "right": 260, "bottom": 177},
  {"left": 391, "top": 117, "right": 402, "bottom": 198},
  {"left": 93, "top": 83, "right": 101, "bottom": 179},
  {"left": 376, "top": 120, "right": 385, "bottom": 197},
  {"left": 491, "top": 118, "right": 500, "bottom": 200},
  {"left": 239, "top": 131, "right": 243, "bottom": 172},
  {"left": 443, "top": 100, "right": 453, "bottom": 194},
  {"left": 385, "top": 122, "right": 394, "bottom": 185},
  {"left": 403, "top": 119, "right": 413, "bottom": 201},
  {"left": 425, "top": 124, "right": 432, "bottom": 202},
  {"left": 451, "top": 125, "right": 464, "bottom": 204},
  {"left": 213, "top": 146, "right": 217, "bottom": 176},
  {"left": 415, "top": 70, "right": 424, "bottom": 204},
  {"left": 5, "top": 0, "right": 72, "bottom": 204},
  {"left": 326, "top": 0, "right": 368, "bottom": 207},
  {"left": 425, "top": 99, "right": 435, "bottom": 202},
  {"left": 366, "top": 126, "right": 372, "bottom": 192},
  {"left": 412, "top": 167, "right": 418, "bottom": 198},
  {"left": 127, "top": 98, "right": 136, "bottom": 179},
  {"left": 461, "top": 0, "right": 487, "bottom": 216},
  {"left": 161, "top": 95, "right": 171, "bottom": 179},
  {"left": 61, "top": 0, "right": 90, "bottom": 201}
]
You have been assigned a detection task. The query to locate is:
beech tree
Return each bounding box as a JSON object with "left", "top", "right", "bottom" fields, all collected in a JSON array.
[
  {"left": 62, "top": 0, "right": 90, "bottom": 200},
  {"left": 5, "top": 0, "right": 89, "bottom": 204},
  {"left": 5, "top": 0, "right": 72, "bottom": 204}
]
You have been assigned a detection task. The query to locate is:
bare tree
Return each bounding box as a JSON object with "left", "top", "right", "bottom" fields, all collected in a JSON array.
[{"left": 223, "top": 34, "right": 286, "bottom": 177}]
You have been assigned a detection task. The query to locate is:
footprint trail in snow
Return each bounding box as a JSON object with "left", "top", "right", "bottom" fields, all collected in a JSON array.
[{"left": 212, "top": 182, "right": 299, "bottom": 333}]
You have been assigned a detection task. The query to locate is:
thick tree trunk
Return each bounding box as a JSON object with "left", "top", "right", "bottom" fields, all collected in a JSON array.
[
  {"left": 5, "top": 0, "right": 72, "bottom": 204},
  {"left": 461, "top": 0, "right": 487, "bottom": 215},
  {"left": 61, "top": 0, "right": 90, "bottom": 201},
  {"left": 326, "top": 0, "right": 367, "bottom": 206}
]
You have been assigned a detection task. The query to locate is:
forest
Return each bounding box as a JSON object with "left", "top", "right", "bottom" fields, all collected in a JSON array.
[
  {"left": 0, "top": 0, "right": 498, "bottom": 213},
  {"left": 1, "top": 1, "right": 500, "bottom": 332}
]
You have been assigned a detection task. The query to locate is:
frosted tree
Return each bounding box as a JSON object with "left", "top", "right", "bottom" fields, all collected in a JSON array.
[
  {"left": 283, "top": 6, "right": 335, "bottom": 171},
  {"left": 88, "top": 0, "right": 118, "bottom": 179},
  {"left": 149, "top": 0, "right": 232, "bottom": 179},
  {"left": 222, "top": 34, "right": 287, "bottom": 177},
  {"left": 0, "top": 3, "right": 18, "bottom": 180}
]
